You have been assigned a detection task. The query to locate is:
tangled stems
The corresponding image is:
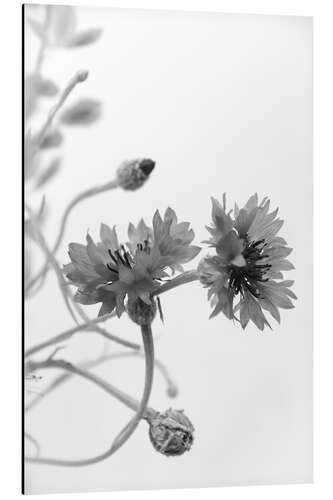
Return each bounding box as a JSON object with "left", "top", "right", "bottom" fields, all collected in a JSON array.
[
  {"left": 25, "top": 323, "right": 155, "bottom": 467},
  {"left": 25, "top": 179, "right": 118, "bottom": 294},
  {"left": 25, "top": 314, "right": 139, "bottom": 359},
  {"left": 25, "top": 205, "right": 136, "bottom": 350},
  {"left": 25, "top": 269, "right": 201, "bottom": 358},
  {"left": 26, "top": 350, "right": 178, "bottom": 412}
]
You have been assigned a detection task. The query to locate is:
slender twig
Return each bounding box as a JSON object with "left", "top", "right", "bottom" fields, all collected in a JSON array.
[
  {"left": 26, "top": 350, "right": 177, "bottom": 412},
  {"left": 25, "top": 433, "right": 41, "bottom": 458},
  {"left": 25, "top": 358, "right": 156, "bottom": 419},
  {"left": 35, "top": 69, "right": 89, "bottom": 147},
  {"left": 25, "top": 179, "right": 118, "bottom": 294},
  {"left": 25, "top": 313, "right": 139, "bottom": 359},
  {"left": 34, "top": 5, "right": 51, "bottom": 75},
  {"left": 25, "top": 205, "right": 78, "bottom": 323},
  {"left": 26, "top": 206, "right": 125, "bottom": 345},
  {"left": 25, "top": 324, "right": 155, "bottom": 467}
]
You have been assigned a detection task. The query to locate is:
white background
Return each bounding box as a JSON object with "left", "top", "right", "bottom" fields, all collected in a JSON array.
[
  {"left": 0, "top": 0, "right": 325, "bottom": 496},
  {"left": 23, "top": 3, "right": 312, "bottom": 494}
]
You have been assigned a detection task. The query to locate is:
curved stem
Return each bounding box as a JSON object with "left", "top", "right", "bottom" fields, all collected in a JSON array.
[
  {"left": 25, "top": 180, "right": 118, "bottom": 294},
  {"left": 25, "top": 324, "right": 155, "bottom": 467},
  {"left": 25, "top": 432, "right": 41, "bottom": 458},
  {"left": 25, "top": 205, "right": 78, "bottom": 323},
  {"left": 25, "top": 313, "right": 139, "bottom": 358},
  {"left": 26, "top": 350, "right": 177, "bottom": 412},
  {"left": 36, "top": 70, "right": 89, "bottom": 147},
  {"left": 25, "top": 358, "right": 156, "bottom": 419},
  {"left": 152, "top": 270, "right": 199, "bottom": 297}
]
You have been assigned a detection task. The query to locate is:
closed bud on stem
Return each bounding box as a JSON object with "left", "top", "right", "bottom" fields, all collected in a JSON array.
[
  {"left": 116, "top": 158, "right": 155, "bottom": 191},
  {"left": 127, "top": 298, "right": 157, "bottom": 325},
  {"left": 76, "top": 69, "right": 89, "bottom": 83},
  {"left": 148, "top": 408, "right": 194, "bottom": 456}
]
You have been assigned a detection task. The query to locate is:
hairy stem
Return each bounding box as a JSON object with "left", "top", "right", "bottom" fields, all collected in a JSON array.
[{"left": 25, "top": 324, "right": 155, "bottom": 467}]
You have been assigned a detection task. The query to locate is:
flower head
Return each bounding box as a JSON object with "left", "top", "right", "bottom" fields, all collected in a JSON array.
[
  {"left": 64, "top": 208, "right": 201, "bottom": 319},
  {"left": 199, "top": 194, "right": 296, "bottom": 330},
  {"left": 148, "top": 408, "right": 194, "bottom": 456}
]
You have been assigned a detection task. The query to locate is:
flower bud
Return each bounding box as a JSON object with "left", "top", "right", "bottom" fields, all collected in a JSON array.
[
  {"left": 167, "top": 385, "right": 178, "bottom": 398},
  {"left": 127, "top": 298, "right": 157, "bottom": 325},
  {"left": 116, "top": 158, "right": 155, "bottom": 191},
  {"left": 148, "top": 408, "right": 194, "bottom": 456},
  {"left": 76, "top": 69, "right": 89, "bottom": 82}
]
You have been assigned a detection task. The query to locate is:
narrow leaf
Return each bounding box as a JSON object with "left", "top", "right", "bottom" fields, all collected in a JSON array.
[
  {"left": 36, "top": 157, "right": 61, "bottom": 188},
  {"left": 66, "top": 28, "right": 102, "bottom": 47},
  {"left": 60, "top": 99, "right": 101, "bottom": 126}
]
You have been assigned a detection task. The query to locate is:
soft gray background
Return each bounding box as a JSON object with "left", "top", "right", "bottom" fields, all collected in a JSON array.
[{"left": 25, "top": 6, "right": 313, "bottom": 494}]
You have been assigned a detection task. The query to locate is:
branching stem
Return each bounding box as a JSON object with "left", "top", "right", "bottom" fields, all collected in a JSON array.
[
  {"left": 25, "top": 313, "right": 139, "bottom": 358},
  {"left": 25, "top": 324, "right": 155, "bottom": 467}
]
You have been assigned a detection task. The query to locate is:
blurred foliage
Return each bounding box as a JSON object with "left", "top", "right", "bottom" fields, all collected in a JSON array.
[{"left": 25, "top": 5, "right": 103, "bottom": 191}]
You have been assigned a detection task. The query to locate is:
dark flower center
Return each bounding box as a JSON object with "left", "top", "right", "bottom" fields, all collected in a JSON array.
[
  {"left": 106, "top": 240, "right": 151, "bottom": 274},
  {"left": 228, "top": 238, "right": 271, "bottom": 298}
]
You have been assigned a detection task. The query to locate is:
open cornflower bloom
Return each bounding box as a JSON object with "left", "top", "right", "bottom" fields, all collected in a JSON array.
[
  {"left": 64, "top": 208, "right": 201, "bottom": 320},
  {"left": 199, "top": 194, "right": 297, "bottom": 330}
]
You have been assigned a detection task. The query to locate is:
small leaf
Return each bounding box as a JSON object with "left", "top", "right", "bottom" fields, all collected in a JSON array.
[
  {"left": 60, "top": 99, "right": 101, "bottom": 126},
  {"left": 36, "top": 157, "right": 61, "bottom": 188},
  {"left": 40, "top": 129, "right": 63, "bottom": 149},
  {"left": 66, "top": 28, "right": 102, "bottom": 47},
  {"left": 34, "top": 76, "right": 59, "bottom": 97}
]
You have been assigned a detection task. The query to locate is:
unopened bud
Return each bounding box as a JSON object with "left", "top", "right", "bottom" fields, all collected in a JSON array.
[
  {"left": 148, "top": 409, "right": 194, "bottom": 456},
  {"left": 76, "top": 69, "right": 89, "bottom": 82},
  {"left": 116, "top": 158, "right": 155, "bottom": 191},
  {"left": 167, "top": 385, "right": 178, "bottom": 398},
  {"left": 127, "top": 297, "right": 157, "bottom": 325}
]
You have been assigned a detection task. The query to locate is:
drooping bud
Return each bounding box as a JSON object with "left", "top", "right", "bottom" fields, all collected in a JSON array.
[
  {"left": 116, "top": 158, "right": 155, "bottom": 191},
  {"left": 127, "top": 297, "right": 157, "bottom": 325},
  {"left": 148, "top": 408, "right": 194, "bottom": 456}
]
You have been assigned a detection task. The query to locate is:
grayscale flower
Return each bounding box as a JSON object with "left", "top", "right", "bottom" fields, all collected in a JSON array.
[
  {"left": 199, "top": 194, "right": 296, "bottom": 330},
  {"left": 64, "top": 208, "right": 201, "bottom": 319}
]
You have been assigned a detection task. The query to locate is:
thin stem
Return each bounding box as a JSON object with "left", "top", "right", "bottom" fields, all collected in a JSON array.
[
  {"left": 35, "top": 69, "right": 89, "bottom": 147},
  {"left": 25, "top": 205, "right": 78, "bottom": 323},
  {"left": 25, "top": 358, "right": 156, "bottom": 419},
  {"left": 34, "top": 5, "right": 51, "bottom": 75},
  {"left": 25, "top": 179, "right": 118, "bottom": 294},
  {"left": 25, "top": 433, "right": 41, "bottom": 458},
  {"left": 152, "top": 270, "right": 199, "bottom": 297},
  {"left": 25, "top": 313, "right": 139, "bottom": 358},
  {"left": 25, "top": 324, "right": 155, "bottom": 467},
  {"left": 26, "top": 350, "right": 177, "bottom": 412}
]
